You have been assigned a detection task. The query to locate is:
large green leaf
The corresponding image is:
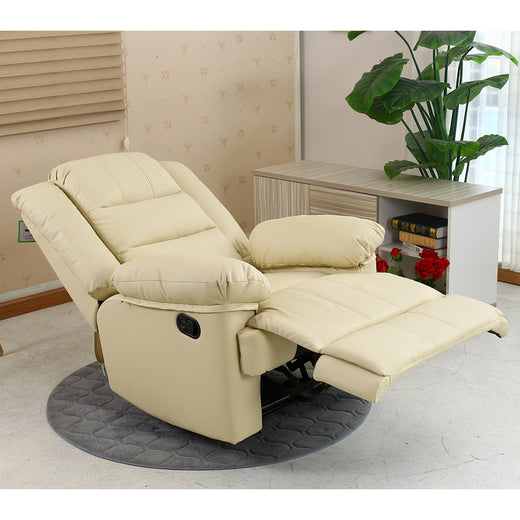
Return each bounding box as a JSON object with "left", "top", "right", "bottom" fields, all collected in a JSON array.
[
  {"left": 424, "top": 138, "right": 481, "bottom": 158},
  {"left": 414, "top": 31, "right": 476, "bottom": 50},
  {"left": 420, "top": 41, "right": 517, "bottom": 80},
  {"left": 365, "top": 96, "right": 407, "bottom": 125},
  {"left": 384, "top": 160, "right": 427, "bottom": 179},
  {"left": 472, "top": 42, "right": 518, "bottom": 66},
  {"left": 347, "top": 31, "right": 366, "bottom": 41},
  {"left": 346, "top": 53, "right": 408, "bottom": 113},
  {"left": 405, "top": 132, "right": 451, "bottom": 179},
  {"left": 420, "top": 46, "right": 486, "bottom": 80},
  {"left": 474, "top": 134, "right": 509, "bottom": 153},
  {"left": 451, "top": 134, "right": 509, "bottom": 177},
  {"left": 443, "top": 74, "right": 509, "bottom": 109},
  {"left": 405, "top": 131, "right": 431, "bottom": 163},
  {"left": 381, "top": 78, "right": 449, "bottom": 111}
]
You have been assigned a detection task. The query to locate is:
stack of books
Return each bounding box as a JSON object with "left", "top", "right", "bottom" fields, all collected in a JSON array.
[{"left": 391, "top": 212, "right": 448, "bottom": 256}]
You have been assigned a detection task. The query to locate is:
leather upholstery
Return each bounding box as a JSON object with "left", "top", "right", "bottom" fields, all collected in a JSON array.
[
  {"left": 18, "top": 213, "right": 101, "bottom": 330},
  {"left": 262, "top": 262, "right": 377, "bottom": 293},
  {"left": 49, "top": 152, "right": 241, "bottom": 264},
  {"left": 159, "top": 161, "right": 250, "bottom": 259},
  {"left": 246, "top": 273, "right": 507, "bottom": 402},
  {"left": 237, "top": 327, "right": 297, "bottom": 377},
  {"left": 112, "top": 253, "right": 271, "bottom": 305},
  {"left": 97, "top": 296, "right": 261, "bottom": 444},
  {"left": 11, "top": 152, "right": 508, "bottom": 444},
  {"left": 313, "top": 294, "right": 508, "bottom": 402},
  {"left": 11, "top": 182, "right": 120, "bottom": 301},
  {"left": 249, "top": 214, "right": 385, "bottom": 270},
  {"left": 248, "top": 273, "right": 444, "bottom": 352}
]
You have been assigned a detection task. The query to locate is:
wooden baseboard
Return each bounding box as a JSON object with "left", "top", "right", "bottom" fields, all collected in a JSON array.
[
  {"left": 0, "top": 287, "right": 72, "bottom": 321},
  {"left": 498, "top": 264, "right": 520, "bottom": 286}
]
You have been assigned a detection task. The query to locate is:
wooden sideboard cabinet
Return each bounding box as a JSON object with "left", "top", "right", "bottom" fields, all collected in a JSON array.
[{"left": 253, "top": 160, "right": 503, "bottom": 305}]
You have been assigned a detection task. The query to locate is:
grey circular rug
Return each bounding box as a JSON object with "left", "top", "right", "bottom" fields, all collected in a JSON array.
[{"left": 47, "top": 362, "right": 371, "bottom": 470}]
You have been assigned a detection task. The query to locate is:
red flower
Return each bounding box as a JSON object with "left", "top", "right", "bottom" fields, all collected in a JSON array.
[
  {"left": 414, "top": 254, "right": 450, "bottom": 281},
  {"left": 420, "top": 248, "right": 439, "bottom": 259},
  {"left": 390, "top": 247, "right": 402, "bottom": 261},
  {"left": 375, "top": 253, "right": 389, "bottom": 272},
  {"left": 415, "top": 256, "right": 435, "bottom": 280}
]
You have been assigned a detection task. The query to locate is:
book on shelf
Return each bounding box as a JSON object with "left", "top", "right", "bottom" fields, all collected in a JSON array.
[
  {"left": 399, "top": 230, "right": 447, "bottom": 249},
  {"left": 391, "top": 212, "right": 448, "bottom": 238},
  {"left": 401, "top": 240, "right": 447, "bottom": 257}
]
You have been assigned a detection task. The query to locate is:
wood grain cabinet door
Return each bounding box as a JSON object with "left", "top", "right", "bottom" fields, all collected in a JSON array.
[
  {"left": 254, "top": 176, "right": 310, "bottom": 224},
  {"left": 310, "top": 185, "right": 378, "bottom": 221}
]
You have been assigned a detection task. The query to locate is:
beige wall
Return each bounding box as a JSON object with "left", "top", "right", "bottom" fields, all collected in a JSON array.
[
  {"left": 301, "top": 31, "right": 415, "bottom": 168},
  {"left": 124, "top": 31, "right": 295, "bottom": 231},
  {"left": 0, "top": 31, "right": 295, "bottom": 297}
]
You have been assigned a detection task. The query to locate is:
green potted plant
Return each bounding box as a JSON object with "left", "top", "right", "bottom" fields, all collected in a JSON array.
[{"left": 346, "top": 31, "right": 518, "bottom": 181}]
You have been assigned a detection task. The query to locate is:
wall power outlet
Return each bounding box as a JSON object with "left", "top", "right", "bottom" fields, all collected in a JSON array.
[{"left": 18, "top": 220, "right": 35, "bottom": 243}]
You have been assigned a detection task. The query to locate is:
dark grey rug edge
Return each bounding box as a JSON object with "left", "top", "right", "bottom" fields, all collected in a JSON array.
[
  {"left": 47, "top": 407, "right": 372, "bottom": 472},
  {"left": 47, "top": 362, "right": 371, "bottom": 471}
]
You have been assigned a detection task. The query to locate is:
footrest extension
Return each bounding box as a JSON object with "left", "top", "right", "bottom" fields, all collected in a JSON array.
[{"left": 248, "top": 273, "right": 508, "bottom": 404}]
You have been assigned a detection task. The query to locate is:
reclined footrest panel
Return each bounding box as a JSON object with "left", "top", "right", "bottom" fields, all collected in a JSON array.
[
  {"left": 314, "top": 294, "right": 508, "bottom": 402},
  {"left": 247, "top": 273, "right": 508, "bottom": 403}
]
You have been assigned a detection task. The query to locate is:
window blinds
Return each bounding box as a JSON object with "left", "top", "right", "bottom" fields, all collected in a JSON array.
[{"left": 0, "top": 31, "right": 125, "bottom": 137}]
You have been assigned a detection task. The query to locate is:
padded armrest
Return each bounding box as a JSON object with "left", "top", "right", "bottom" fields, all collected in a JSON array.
[
  {"left": 248, "top": 215, "right": 385, "bottom": 270},
  {"left": 112, "top": 253, "right": 271, "bottom": 305}
]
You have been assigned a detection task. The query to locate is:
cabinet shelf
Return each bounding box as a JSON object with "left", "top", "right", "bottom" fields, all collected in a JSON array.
[{"left": 379, "top": 242, "right": 421, "bottom": 259}]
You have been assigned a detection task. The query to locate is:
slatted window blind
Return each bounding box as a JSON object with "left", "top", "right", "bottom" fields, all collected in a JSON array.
[{"left": 0, "top": 31, "right": 125, "bottom": 137}]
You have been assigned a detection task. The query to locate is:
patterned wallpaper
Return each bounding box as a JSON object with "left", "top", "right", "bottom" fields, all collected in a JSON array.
[
  {"left": 0, "top": 31, "right": 295, "bottom": 296},
  {"left": 124, "top": 31, "right": 296, "bottom": 231}
]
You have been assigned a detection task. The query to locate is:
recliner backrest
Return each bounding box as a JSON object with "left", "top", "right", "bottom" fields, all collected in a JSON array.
[{"left": 49, "top": 152, "right": 248, "bottom": 263}]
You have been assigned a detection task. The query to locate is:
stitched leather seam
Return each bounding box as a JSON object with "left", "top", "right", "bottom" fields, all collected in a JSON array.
[
  {"left": 94, "top": 156, "right": 123, "bottom": 205},
  {"left": 279, "top": 287, "right": 376, "bottom": 348},
  {"left": 126, "top": 154, "right": 158, "bottom": 198},
  {"left": 385, "top": 320, "right": 499, "bottom": 379},
  {"left": 321, "top": 276, "right": 433, "bottom": 310},
  {"left": 85, "top": 192, "right": 185, "bottom": 213},
  {"left": 407, "top": 310, "right": 465, "bottom": 332},
  {"left": 286, "top": 286, "right": 389, "bottom": 322},
  {"left": 378, "top": 320, "right": 440, "bottom": 347},
  {"left": 118, "top": 224, "right": 218, "bottom": 254}
]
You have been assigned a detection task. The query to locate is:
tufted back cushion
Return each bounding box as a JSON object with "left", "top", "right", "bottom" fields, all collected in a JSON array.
[{"left": 49, "top": 153, "right": 241, "bottom": 263}]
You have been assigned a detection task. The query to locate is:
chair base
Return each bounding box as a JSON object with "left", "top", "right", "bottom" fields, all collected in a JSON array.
[{"left": 97, "top": 295, "right": 263, "bottom": 444}]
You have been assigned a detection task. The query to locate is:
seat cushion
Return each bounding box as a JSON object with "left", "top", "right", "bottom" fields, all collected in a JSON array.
[
  {"left": 248, "top": 273, "right": 443, "bottom": 352},
  {"left": 263, "top": 265, "right": 375, "bottom": 293},
  {"left": 263, "top": 270, "right": 329, "bottom": 293}
]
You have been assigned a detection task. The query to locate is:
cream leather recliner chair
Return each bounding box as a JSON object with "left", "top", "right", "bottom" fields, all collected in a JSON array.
[{"left": 12, "top": 153, "right": 508, "bottom": 444}]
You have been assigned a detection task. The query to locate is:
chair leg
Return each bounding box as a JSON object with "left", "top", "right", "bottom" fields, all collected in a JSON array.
[{"left": 94, "top": 332, "right": 104, "bottom": 365}]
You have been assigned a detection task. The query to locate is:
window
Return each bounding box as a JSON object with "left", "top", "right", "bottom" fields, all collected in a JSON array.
[
  {"left": 0, "top": 31, "right": 125, "bottom": 137},
  {"left": 463, "top": 31, "right": 512, "bottom": 187}
]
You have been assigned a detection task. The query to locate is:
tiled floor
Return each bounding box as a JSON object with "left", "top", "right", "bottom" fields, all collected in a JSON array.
[{"left": 1, "top": 282, "right": 519, "bottom": 489}]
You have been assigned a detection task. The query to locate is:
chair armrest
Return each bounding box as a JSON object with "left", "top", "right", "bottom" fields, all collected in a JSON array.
[
  {"left": 249, "top": 215, "right": 385, "bottom": 270},
  {"left": 111, "top": 253, "right": 271, "bottom": 305}
]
